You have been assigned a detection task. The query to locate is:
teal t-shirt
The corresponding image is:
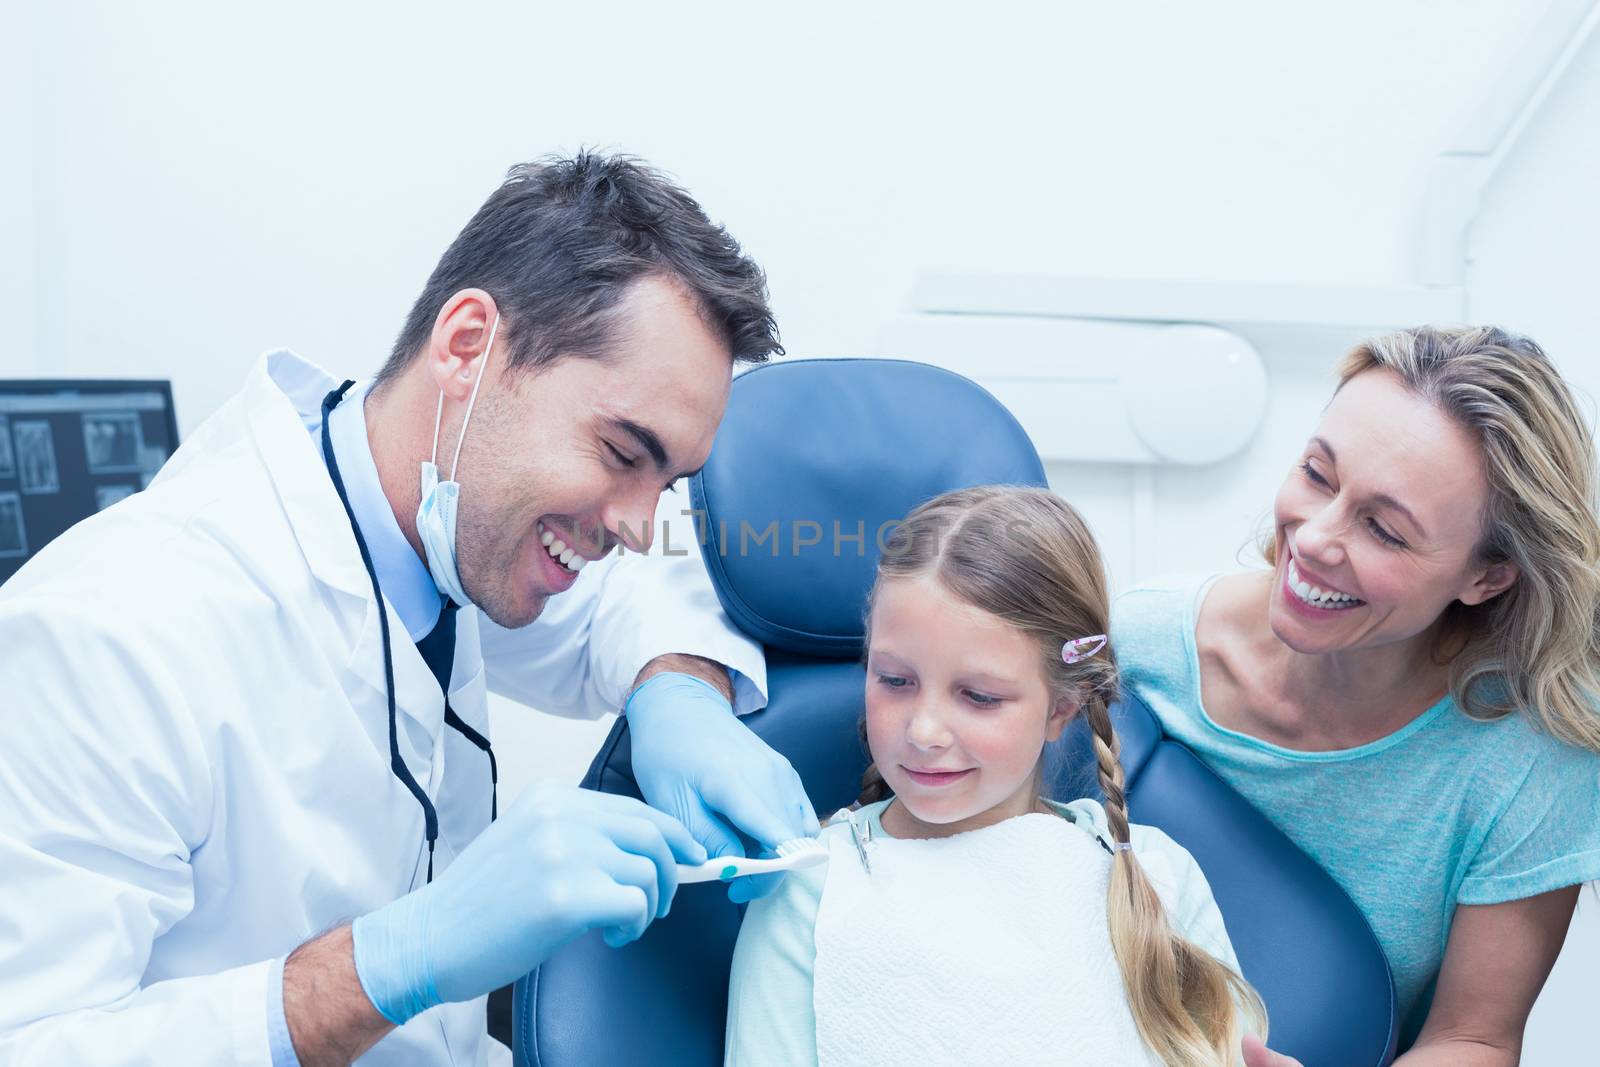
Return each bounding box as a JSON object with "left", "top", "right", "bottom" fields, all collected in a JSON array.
[{"left": 1114, "top": 574, "right": 1600, "bottom": 1047}]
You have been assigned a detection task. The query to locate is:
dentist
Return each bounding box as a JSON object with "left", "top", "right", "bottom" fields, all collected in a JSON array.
[{"left": 0, "top": 153, "right": 815, "bottom": 1066}]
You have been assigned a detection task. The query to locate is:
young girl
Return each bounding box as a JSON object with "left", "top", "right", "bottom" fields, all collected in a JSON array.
[{"left": 725, "top": 486, "right": 1265, "bottom": 1067}]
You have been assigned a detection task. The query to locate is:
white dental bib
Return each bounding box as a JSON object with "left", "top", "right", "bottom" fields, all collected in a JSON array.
[{"left": 812, "top": 807, "right": 1161, "bottom": 1067}]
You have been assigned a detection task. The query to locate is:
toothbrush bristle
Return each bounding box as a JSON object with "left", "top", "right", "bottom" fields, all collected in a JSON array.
[{"left": 775, "top": 836, "right": 826, "bottom": 857}]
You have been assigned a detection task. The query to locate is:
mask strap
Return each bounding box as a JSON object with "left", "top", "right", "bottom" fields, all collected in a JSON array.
[
  {"left": 429, "top": 394, "right": 446, "bottom": 467},
  {"left": 446, "top": 313, "right": 498, "bottom": 482}
]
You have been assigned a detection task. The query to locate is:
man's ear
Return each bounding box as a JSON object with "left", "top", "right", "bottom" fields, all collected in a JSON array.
[
  {"left": 1044, "top": 693, "right": 1080, "bottom": 743},
  {"left": 1459, "top": 559, "right": 1520, "bottom": 607},
  {"left": 427, "top": 288, "right": 500, "bottom": 403}
]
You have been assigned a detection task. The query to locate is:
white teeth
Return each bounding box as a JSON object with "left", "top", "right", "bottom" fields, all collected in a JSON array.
[
  {"left": 1287, "top": 560, "right": 1362, "bottom": 610},
  {"left": 537, "top": 523, "right": 587, "bottom": 574}
]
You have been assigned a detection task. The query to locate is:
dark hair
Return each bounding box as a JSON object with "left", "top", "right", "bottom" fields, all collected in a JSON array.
[{"left": 376, "top": 151, "right": 781, "bottom": 384}]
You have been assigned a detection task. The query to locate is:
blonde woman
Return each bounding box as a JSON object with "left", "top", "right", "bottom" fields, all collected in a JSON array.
[
  {"left": 726, "top": 487, "right": 1265, "bottom": 1067},
  {"left": 1116, "top": 326, "right": 1600, "bottom": 1066}
]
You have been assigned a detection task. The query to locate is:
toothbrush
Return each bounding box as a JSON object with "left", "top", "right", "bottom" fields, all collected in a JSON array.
[{"left": 677, "top": 836, "right": 829, "bottom": 884}]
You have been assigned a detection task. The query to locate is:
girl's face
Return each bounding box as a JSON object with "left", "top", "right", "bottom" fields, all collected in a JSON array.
[
  {"left": 1268, "top": 368, "right": 1517, "bottom": 655},
  {"left": 865, "top": 574, "right": 1074, "bottom": 837}
]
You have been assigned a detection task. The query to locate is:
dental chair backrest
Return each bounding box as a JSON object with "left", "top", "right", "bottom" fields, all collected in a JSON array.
[{"left": 513, "top": 358, "right": 1397, "bottom": 1067}]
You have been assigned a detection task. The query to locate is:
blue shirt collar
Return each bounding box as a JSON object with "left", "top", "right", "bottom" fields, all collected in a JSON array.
[{"left": 324, "top": 380, "right": 445, "bottom": 642}]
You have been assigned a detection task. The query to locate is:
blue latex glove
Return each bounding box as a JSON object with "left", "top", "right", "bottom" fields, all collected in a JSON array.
[
  {"left": 625, "top": 672, "right": 820, "bottom": 904},
  {"left": 350, "top": 780, "right": 704, "bottom": 1025}
]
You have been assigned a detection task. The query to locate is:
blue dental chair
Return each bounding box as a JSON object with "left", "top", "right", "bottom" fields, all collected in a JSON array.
[{"left": 513, "top": 358, "right": 1398, "bottom": 1067}]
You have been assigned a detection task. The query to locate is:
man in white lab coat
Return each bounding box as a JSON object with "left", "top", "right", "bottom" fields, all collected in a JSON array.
[{"left": 0, "top": 153, "right": 810, "bottom": 1066}]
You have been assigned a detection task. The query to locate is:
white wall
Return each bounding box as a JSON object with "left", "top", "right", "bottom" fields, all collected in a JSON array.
[
  {"left": 7, "top": 1, "right": 1598, "bottom": 1060},
  {"left": 0, "top": 0, "right": 36, "bottom": 375},
  {"left": 12, "top": 1, "right": 1540, "bottom": 413}
]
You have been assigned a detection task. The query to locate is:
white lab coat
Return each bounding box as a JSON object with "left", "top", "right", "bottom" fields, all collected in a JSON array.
[{"left": 0, "top": 351, "right": 766, "bottom": 1066}]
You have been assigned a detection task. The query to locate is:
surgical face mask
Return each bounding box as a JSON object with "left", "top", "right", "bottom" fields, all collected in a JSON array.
[{"left": 417, "top": 313, "right": 499, "bottom": 607}]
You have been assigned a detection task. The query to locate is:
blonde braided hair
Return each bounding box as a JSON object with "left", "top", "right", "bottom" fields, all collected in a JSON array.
[{"left": 860, "top": 485, "right": 1266, "bottom": 1066}]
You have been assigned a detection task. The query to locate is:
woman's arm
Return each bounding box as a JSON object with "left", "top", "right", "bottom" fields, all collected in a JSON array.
[
  {"left": 1394, "top": 886, "right": 1579, "bottom": 1065},
  {"left": 1243, "top": 887, "right": 1580, "bottom": 1067}
]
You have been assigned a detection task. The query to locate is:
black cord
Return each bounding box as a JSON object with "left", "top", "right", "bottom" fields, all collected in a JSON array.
[{"left": 321, "top": 382, "right": 440, "bottom": 881}]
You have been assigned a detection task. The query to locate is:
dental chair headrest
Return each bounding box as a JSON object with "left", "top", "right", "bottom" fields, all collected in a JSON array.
[{"left": 688, "top": 358, "right": 1047, "bottom": 658}]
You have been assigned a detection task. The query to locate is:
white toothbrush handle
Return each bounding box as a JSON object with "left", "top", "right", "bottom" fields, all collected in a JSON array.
[{"left": 676, "top": 851, "right": 826, "bottom": 884}]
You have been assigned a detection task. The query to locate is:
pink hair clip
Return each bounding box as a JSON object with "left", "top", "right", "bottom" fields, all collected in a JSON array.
[{"left": 1061, "top": 634, "right": 1108, "bottom": 665}]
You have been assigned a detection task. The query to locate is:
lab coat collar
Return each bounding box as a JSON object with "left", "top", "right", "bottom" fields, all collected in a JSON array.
[{"left": 241, "top": 351, "right": 481, "bottom": 735}]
